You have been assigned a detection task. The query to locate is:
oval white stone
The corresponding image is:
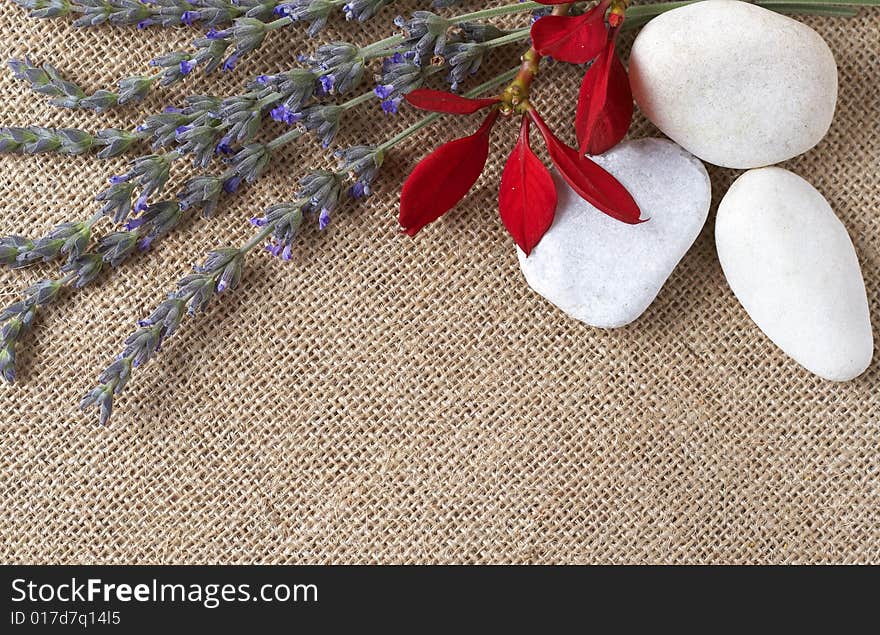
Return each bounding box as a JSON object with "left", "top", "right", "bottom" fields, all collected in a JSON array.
[
  {"left": 716, "top": 167, "right": 873, "bottom": 381},
  {"left": 517, "top": 138, "right": 711, "bottom": 328},
  {"left": 629, "top": 0, "right": 838, "bottom": 169}
]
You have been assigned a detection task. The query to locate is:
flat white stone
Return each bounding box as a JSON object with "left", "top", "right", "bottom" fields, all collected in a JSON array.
[
  {"left": 716, "top": 167, "right": 873, "bottom": 381},
  {"left": 517, "top": 138, "right": 710, "bottom": 328},
  {"left": 629, "top": 0, "right": 838, "bottom": 169}
]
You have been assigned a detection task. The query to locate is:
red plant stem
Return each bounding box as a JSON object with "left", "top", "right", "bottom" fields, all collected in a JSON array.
[{"left": 502, "top": 3, "right": 572, "bottom": 113}]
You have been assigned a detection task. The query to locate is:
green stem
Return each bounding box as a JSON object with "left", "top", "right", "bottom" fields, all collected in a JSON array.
[
  {"left": 360, "top": 35, "right": 406, "bottom": 58},
  {"left": 264, "top": 16, "right": 293, "bottom": 30},
  {"left": 451, "top": 2, "right": 544, "bottom": 23},
  {"left": 266, "top": 128, "right": 303, "bottom": 150},
  {"left": 483, "top": 29, "right": 532, "bottom": 50},
  {"left": 341, "top": 91, "right": 376, "bottom": 110}
]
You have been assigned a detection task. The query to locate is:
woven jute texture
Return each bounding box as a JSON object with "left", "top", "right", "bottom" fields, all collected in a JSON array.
[{"left": 0, "top": 1, "right": 878, "bottom": 565}]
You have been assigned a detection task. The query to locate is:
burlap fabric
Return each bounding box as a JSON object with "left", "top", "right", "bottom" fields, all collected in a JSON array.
[{"left": 0, "top": 1, "right": 877, "bottom": 565}]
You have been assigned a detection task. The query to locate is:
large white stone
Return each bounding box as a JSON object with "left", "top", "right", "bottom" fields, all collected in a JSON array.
[
  {"left": 716, "top": 167, "right": 873, "bottom": 381},
  {"left": 517, "top": 138, "right": 710, "bottom": 328},
  {"left": 629, "top": 0, "right": 838, "bottom": 169}
]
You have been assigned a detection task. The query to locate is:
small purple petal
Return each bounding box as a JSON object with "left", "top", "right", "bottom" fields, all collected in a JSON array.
[
  {"left": 265, "top": 243, "right": 283, "bottom": 257},
  {"left": 215, "top": 137, "right": 234, "bottom": 155},
  {"left": 222, "top": 55, "right": 238, "bottom": 72},
  {"left": 180, "top": 10, "right": 200, "bottom": 26},
  {"left": 349, "top": 182, "right": 367, "bottom": 199},
  {"left": 134, "top": 193, "right": 149, "bottom": 213},
  {"left": 281, "top": 243, "right": 293, "bottom": 260},
  {"left": 179, "top": 59, "right": 196, "bottom": 75},
  {"left": 373, "top": 84, "right": 393, "bottom": 100},
  {"left": 318, "top": 208, "right": 331, "bottom": 230},
  {"left": 138, "top": 236, "right": 153, "bottom": 251},
  {"left": 249, "top": 217, "right": 268, "bottom": 227},
  {"left": 318, "top": 74, "right": 335, "bottom": 93},
  {"left": 381, "top": 98, "right": 400, "bottom": 115},
  {"left": 109, "top": 174, "right": 129, "bottom": 184},
  {"left": 124, "top": 217, "right": 149, "bottom": 230},
  {"left": 223, "top": 176, "right": 241, "bottom": 193}
]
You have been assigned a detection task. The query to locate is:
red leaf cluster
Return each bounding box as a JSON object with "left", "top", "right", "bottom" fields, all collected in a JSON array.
[
  {"left": 398, "top": 89, "right": 642, "bottom": 255},
  {"left": 531, "top": 1, "right": 633, "bottom": 156}
]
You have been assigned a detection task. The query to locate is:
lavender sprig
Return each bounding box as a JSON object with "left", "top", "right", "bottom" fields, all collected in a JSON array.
[
  {"left": 12, "top": 0, "right": 279, "bottom": 28},
  {"left": 81, "top": 67, "right": 520, "bottom": 423},
  {"left": 11, "top": 0, "right": 396, "bottom": 111},
  {"left": 0, "top": 276, "right": 72, "bottom": 384},
  {"left": 0, "top": 124, "right": 306, "bottom": 382},
  {"left": 0, "top": 126, "right": 139, "bottom": 157}
]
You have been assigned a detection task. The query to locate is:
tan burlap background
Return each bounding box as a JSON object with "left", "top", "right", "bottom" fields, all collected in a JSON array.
[{"left": 0, "top": 1, "right": 877, "bottom": 564}]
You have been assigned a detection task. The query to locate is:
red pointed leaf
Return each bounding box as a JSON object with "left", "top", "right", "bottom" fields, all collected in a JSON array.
[
  {"left": 576, "top": 38, "right": 633, "bottom": 155},
  {"left": 404, "top": 89, "right": 500, "bottom": 114},
  {"left": 530, "top": 110, "right": 643, "bottom": 225},
  {"left": 530, "top": 2, "right": 610, "bottom": 64},
  {"left": 498, "top": 117, "right": 557, "bottom": 256},
  {"left": 399, "top": 112, "right": 498, "bottom": 236}
]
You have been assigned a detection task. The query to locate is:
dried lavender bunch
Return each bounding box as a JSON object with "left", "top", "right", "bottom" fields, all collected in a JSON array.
[
  {"left": 9, "top": 15, "right": 294, "bottom": 110},
  {"left": 80, "top": 66, "right": 519, "bottom": 423},
  {"left": 10, "top": 0, "right": 399, "bottom": 111},
  {"left": 0, "top": 9, "right": 544, "bottom": 392}
]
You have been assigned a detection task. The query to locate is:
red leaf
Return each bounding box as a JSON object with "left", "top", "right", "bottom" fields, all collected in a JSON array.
[
  {"left": 530, "top": 2, "right": 610, "bottom": 64},
  {"left": 530, "top": 110, "right": 643, "bottom": 225},
  {"left": 399, "top": 111, "right": 498, "bottom": 236},
  {"left": 498, "top": 117, "right": 557, "bottom": 256},
  {"left": 576, "top": 37, "right": 633, "bottom": 156},
  {"left": 404, "top": 89, "right": 500, "bottom": 115}
]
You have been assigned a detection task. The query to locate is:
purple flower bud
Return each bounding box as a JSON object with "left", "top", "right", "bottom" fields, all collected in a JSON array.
[
  {"left": 109, "top": 174, "right": 130, "bottom": 184},
  {"left": 274, "top": 4, "right": 290, "bottom": 16},
  {"left": 137, "top": 319, "right": 152, "bottom": 327},
  {"left": 138, "top": 236, "right": 153, "bottom": 251},
  {"left": 281, "top": 243, "right": 292, "bottom": 260},
  {"left": 223, "top": 176, "right": 241, "bottom": 193},
  {"left": 175, "top": 125, "right": 192, "bottom": 137},
  {"left": 270, "top": 104, "right": 301, "bottom": 126},
  {"left": 349, "top": 182, "right": 367, "bottom": 199},
  {"left": 137, "top": 20, "right": 150, "bottom": 29},
  {"left": 207, "top": 27, "right": 230, "bottom": 40},
  {"left": 180, "top": 10, "right": 200, "bottom": 26},
  {"left": 179, "top": 59, "right": 196, "bottom": 75},
  {"left": 318, "top": 208, "right": 331, "bottom": 230},
  {"left": 163, "top": 106, "right": 182, "bottom": 113},
  {"left": 249, "top": 217, "right": 268, "bottom": 227},
  {"left": 373, "top": 84, "right": 394, "bottom": 100},
  {"left": 124, "top": 217, "right": 148, "bottom": 230},
  {"left": 215, "top": 137, "right": 234, "bottom": 155},
  {"left": 217, "top": 279, "right": 228, "bottom": 293},
  {"left": 134, "top": 193, "right": 150, "bottom": 213},
  {"left": 318, "top": 74, "right": 335, "bottom": 94},
  {"left": 381, "top": 98, "right": 400, "bottom": 115},
  {"left": 265, "top": 242, "right": 283, "bottom": 257},
  {"left": 222, "top": 55, "right": 239, "bottom": 72},
  {"left": 256, "top": 74, "right": 273, "bottom": 84}
]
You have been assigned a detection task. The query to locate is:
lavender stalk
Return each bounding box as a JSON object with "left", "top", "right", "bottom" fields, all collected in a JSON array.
[{"left": 81, "top": 66, "right": 520, "bottom": 424}]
